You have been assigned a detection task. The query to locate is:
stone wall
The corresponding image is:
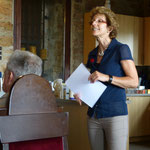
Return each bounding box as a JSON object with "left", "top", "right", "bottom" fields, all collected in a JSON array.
[
  {"left": 0, "top": 0, "right": 13, "bottom": 74},
  {"left": 44, "top": 0, "right": 65, "bottom": 81},
  {"left": 70, "top": 0, "right": 84, "bottom": 73}
]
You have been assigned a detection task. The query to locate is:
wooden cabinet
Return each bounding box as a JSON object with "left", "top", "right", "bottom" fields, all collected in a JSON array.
[
  {"left": 83, "top": 13, "right": 144, "bottom": 65},
  {"left": 59, "top": 101, "right": 91, "bottom": 150},
  {"left": 128, "top": 96, "right": 150, "bottom": 138},
  {"left": 144, "top": 17, "right": 150, "bottom": 65}
]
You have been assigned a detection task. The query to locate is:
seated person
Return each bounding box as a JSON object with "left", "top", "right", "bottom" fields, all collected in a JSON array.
[
  {"left": 0, "top": 49, "right": 42, "bottom": 108},
  {"left": 0, "top": 50, "right": 66, "bottom": 150}
]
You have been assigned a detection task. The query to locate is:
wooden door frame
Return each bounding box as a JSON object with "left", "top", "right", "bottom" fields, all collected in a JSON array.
[
  {"left": 14, "top": 0, "right": 21, "bottom": 50},
  {"left": 13, "top": 0, "right": 71, "bottom": 80},
  {"left": 64, "top": 0, "right": 71, "bottom": 81}
]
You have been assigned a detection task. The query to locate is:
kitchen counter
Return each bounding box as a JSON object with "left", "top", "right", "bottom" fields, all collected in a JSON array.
[
  {"left": 126, "top": 94, "right": 150, "bottom": 97},
  {"left": 57, "top": 95, "right": 150, "bottom": 148},
  {"left": 56, "top": 93, "right": 150, "bottom": 105}
]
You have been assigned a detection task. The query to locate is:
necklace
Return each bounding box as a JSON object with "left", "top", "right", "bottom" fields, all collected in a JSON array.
[{"left": 98, "top": 50, "right": 104, "bottom": 56}]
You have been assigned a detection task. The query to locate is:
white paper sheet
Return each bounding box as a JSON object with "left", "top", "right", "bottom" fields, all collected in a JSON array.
[{"left": 65, "top": 63, "right": 107, "bottom": 107}]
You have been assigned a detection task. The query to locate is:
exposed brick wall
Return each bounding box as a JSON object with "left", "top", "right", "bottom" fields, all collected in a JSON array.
[{"left": 0, "top": 0, "right": 13, "bottom": 74}]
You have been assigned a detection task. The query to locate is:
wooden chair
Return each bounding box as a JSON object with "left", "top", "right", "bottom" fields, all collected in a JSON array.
[{"left": 0, "top": 74, "right": 69, "bottom": 150}]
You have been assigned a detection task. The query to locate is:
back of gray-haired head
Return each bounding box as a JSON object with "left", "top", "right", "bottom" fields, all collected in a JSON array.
[{"left": 7, "top": 50, "right": 42, "bottom": 78}]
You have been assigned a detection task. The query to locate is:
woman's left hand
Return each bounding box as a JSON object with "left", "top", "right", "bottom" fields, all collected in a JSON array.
[{"left": 88, "top": 71, "right": 109, "bottom": 83}]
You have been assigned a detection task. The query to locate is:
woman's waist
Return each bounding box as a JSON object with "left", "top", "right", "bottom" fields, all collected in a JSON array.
[{"left": 100, "top": 86, "right": 126, "bottom": 102}]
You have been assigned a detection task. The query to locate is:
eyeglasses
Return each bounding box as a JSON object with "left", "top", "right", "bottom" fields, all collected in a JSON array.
[{"left": 89, "top": 19, "right": 107, "bottom": 25}]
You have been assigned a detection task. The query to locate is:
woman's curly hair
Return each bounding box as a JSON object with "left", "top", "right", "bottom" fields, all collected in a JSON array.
[{"left": 90, "top": 6, "right": 119, "bottom": 39}]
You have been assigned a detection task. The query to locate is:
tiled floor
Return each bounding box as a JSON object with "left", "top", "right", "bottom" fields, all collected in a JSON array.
[{"left": 130, "top": 141, "right": 150, "bottom": 150}]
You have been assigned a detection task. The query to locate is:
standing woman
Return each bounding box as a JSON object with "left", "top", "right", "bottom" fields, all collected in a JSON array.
[{"left": 75, "top": 6, "right": 138, "bottom": 150}]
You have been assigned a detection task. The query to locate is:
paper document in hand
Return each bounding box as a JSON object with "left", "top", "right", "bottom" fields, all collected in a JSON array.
[{"left": 65, "top": 63, "right": 107, "bottom": 108}]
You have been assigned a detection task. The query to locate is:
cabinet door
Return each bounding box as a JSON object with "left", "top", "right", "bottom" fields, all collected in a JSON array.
[
  {"left": 128, "top": 97, "right": 150, "bottom": 137},
  {"left": 61, "top": 102, "right": 90, "bottom": 150},
  {"left": 83, "top": 13, "right": 143, "bottom": 65},
  {"left": 144, "top": 17, "right": 150, "bottom": 65}
]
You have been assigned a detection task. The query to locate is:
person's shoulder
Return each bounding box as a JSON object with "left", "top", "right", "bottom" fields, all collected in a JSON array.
[
  {"left": 114, "top": 39, "right": 133, "bottom": 60},
  {"left": 114, "top": 39, "right": 130, "bottom": 52}
]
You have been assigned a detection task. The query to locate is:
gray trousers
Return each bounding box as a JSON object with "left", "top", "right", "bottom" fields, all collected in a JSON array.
[{"left": 87, "top": 115, "right": 128, "bottom": 150}]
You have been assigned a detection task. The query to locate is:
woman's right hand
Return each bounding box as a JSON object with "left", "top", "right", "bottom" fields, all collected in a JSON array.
[{"left": 74, "top": 93, "right": 82, "bottom": 106}]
